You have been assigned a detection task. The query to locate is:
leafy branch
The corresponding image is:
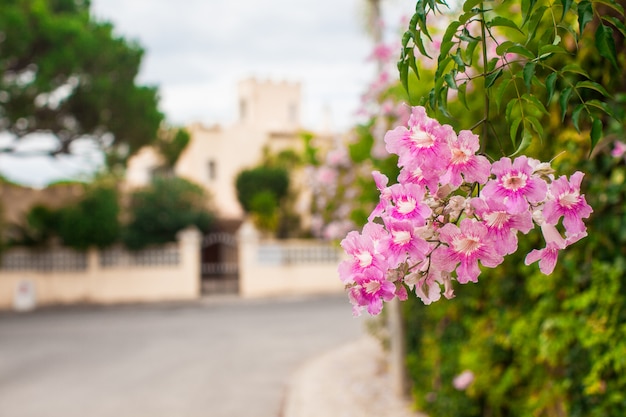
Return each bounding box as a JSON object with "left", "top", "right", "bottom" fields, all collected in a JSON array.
[{"left": 398, "top": 0, "right": 625, "bottom": 155}]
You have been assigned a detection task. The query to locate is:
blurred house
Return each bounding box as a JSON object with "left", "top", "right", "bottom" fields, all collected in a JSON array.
[{"left": 126, "top": 78, "right": 327, "bottom": 222}]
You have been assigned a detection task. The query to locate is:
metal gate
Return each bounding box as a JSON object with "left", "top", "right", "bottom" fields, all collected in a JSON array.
[{"left": 201, "top": 232, "right": 238, "bottom": 294}]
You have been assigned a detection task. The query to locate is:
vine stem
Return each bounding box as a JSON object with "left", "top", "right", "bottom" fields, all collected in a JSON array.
[{"left": 479, "top": 2, "right": 490, "bottom": 153}]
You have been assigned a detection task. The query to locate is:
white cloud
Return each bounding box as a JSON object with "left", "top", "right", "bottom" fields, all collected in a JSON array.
[{"left": 1, "top": 0, "right": 410, "bottom": 186}]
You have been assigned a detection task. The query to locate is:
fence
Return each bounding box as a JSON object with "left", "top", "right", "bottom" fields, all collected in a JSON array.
[
  {"left": 237, "top": 221, "right": 345, "bottom": 298},
  {"left": 0, "top": 228, "right": 201, "bottom": 310}
]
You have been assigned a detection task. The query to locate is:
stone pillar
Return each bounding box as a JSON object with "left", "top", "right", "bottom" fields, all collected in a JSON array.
[
  {"left": 236, "top": 219, "right": 260, "bottom": 297},
  {"left": 176, "top": 227, "right": 202, "bottom": 298}
]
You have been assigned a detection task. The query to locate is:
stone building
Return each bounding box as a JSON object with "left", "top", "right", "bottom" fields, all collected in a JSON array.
[{"left": 126, "top": 77, "right": 323, "bottom": 221}]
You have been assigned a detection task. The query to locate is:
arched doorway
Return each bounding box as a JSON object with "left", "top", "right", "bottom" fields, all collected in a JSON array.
[{"left": 201, "top": 232, "right": 238, "bottom": 294}]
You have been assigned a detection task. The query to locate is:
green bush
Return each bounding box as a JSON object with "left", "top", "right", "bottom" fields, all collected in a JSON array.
[
  {"left": 57, "top": 184, "right": 120, "bottom": 249},
  {"left": 403, "top": 147, "right": 626, "bottom": 416},
  {"left": 235, "top": 166, "right": 289, "bottom": 213},
  {"left": 122, "top": 176, "right": 213, "bottom": 249}
]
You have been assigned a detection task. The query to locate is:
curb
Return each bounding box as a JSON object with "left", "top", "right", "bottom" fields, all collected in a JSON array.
[{"left": 282, "top": 336, "right": 426, "bottom": 417}]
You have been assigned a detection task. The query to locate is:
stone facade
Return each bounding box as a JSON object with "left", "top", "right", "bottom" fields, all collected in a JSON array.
[{"left": 126, "top": 78, "right": 313, "bottom": 220}]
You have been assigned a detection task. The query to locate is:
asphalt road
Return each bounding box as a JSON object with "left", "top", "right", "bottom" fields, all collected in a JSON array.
[{"left": 0, "top": 295, "right": 365, "bottom": 417}]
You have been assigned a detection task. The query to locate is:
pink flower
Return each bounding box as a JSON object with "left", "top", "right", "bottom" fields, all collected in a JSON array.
[
  {"left": 338, "top": 225, "right": 388, "bottom": 284},
  {"left": 385, "top": 183, "right": 432, "bottom": 226},
  {"left": 453, "top": 370, "right": 475, "bottom": 390},
  {"left": 369, "top": 43, "right": 395, "bottom": 63},
  {"left": 369, "top": 171, "right": 391, "bottom": 221},
  {"left": 524, "top": 223, "right": 567, "bottom": 275},
  {"left": 397, "top": 159, "right": 441, "bottom": 194},
  {"left": 440, "top": 130, "right": 491, "bottom": 187},
  {"left": 542, "top": 171, "right": 592, "bottom": 236},
  {"left": 316, "top": 166, "right": 338, "bottom": 186},
  {"left": 471, "top": 197, "right": 533, "bottom": 256},
  {"left": 611, "top": 140, "right": 626, "bottom": 158},
  {"left": 432, "top": 218, "right": 504, "bottom": 284},
  {"left": 481, "top": 156, "right": 548, "bottom": 214},
  {"left": 348, "top": 268, "right": 396, "bottom": 316},
  {"left": 381, "top": 220, "right": 430, "bottom": 268},
  {"left": 384, "top": 106, "right": 453, "bottom": 172}
]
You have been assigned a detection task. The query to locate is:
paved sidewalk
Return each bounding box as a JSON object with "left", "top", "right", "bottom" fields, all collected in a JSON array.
[{"left": 283, "top": 336, "right": 427, "bottom": 417}]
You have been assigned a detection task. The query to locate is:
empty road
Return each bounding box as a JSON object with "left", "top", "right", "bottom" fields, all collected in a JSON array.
[{"left": 0, "top": 295, "right": 365, "bottom": 417}]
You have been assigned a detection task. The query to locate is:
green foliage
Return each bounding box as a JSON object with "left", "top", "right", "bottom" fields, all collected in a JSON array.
[
  {"left": 398, "top": 0, "right": 625, "bottom": 155},
  {"left": 20, "top": 204, "right": 59, "bottom": 246},
  {"left": 123, "top": 176, "right": 213, "bottom": 250},
  {"left": 8, "top": 181, "right": 119, "bottom": 249},
  {"left": 0, "top": 0, "right": 163, "bottom": 158},
  {"left": 56, "top": 183, "right": 120, "bottom": 249},
  {"left": 384, "top": 0, "right": 626, "bottom": 414},
  {"left": 155, "top": 127, "right": 190, "bottom": 168},
  {"left": 235, "top": 166, "right": 289, "bottom": 213},
  {"left": 249, "top": 191, "right": 279, "bottom": 232},
  {"left": 404, "top": 148, "right": 626, "bottom": 416}
]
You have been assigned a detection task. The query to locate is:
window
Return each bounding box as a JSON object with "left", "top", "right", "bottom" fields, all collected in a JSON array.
[
  {"left": 208, "top": 160, "right": 217, "bottom": 181},
  {"left": 288, "top": 102, "right": 298, "bottom": 124},
  {"left": 239, "top": 99, "right": 247, "bottom": 121}
]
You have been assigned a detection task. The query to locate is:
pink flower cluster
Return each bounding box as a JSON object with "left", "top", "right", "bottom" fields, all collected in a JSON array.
[{"left": 339, "top": 106, "right": 593, "bottom": 316}]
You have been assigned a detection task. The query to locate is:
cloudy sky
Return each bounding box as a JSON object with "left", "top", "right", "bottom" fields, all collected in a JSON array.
[{"left": 0, "top": 0, "right": 407, "bottom": 187}]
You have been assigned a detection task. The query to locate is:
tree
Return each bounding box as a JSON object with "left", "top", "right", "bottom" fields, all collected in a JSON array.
[
  {"left": 56, "top": 181, "right": 120, "bottom": 249},
  {"left": 122, "top": 176, "right": 213, "bottom": 249},
  {"left": 235, "top": 165, "right": 290, "bottom": 234},
  {"left": 235, "top": 166, "right": 289, "bottom": 213},
  {"left": 154, "top": 127, "right": 190, "bottom": 169},
  {"left": 0, "top": 0, "right": 163, "bottom": 160}
]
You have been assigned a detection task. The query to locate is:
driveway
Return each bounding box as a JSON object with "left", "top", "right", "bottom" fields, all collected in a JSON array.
[{"left": 0, "top": 295, "right": 365, "bottom": 417}]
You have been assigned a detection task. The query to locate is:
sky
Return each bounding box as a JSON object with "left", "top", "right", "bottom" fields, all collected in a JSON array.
[{"left": 0, "top": 0, "right": 407, "bottom": 187}]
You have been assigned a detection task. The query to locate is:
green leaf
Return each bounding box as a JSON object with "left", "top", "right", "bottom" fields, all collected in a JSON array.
[
  {"left": 576, "top": 80, "right": 611, "bottom": 97},
  {"left": 594, "top": 0, "right": 624, "bottom": 15},
  {"left": 523, "top": 62, "right": 536, "bottom": 91},
  {"left": 510, "top": 117, "right": 522, "bottom": 145},
  {"left": 485, "top": 68, "right": 503, "bottom": 88},
  {"left": 527, "top": 116, "right": 544, "bottom": 137},
  {"left": 545, "top": 72, "right": 557, "bottom": 103},
  {"left": 397, "top": 49, "right": 412, "bottom": 92},
  {"left": 489, "top": 16, "right": 523, "bottom": 33},
  {"left": 463, "top": 0, "right": 483, "bottom": 13},
  {"left": 602, "top": 16, "right": 626, "bottom": 37},
  {"left": 458, "top": 82, "right": 469, "bottom": 109},
  {"left": 435, "top": 56, "right": 452, "bottom": 79},
  {"left": 495, "top": 75, "right": 513, "bottom": 110},
  {"left": 452, "top": 49, "right": 466, "bottom": 68},
  {"left": 506, "top": 97, "right": 518, "bottom": 121},
  {"left": 526, "top": 6, "right": 548, "bottom": 42},
  {"left": 440, "top": 21, "right": 462, "bottom": 58},
  {"left": 586, "top": 99, "right": 618, "bottom": 119},
  {"left": 561, "top": 64, "right": 590, "bottom": 77},
  {"left": 522, "top": 93, "right": 550, "bottom": 115},
  {"left": 559, "top": 0, "right": 573, "bottom": 20},
  {"left": 537, "top": 44, "right": 568, "bottom": 58},
  {"left": 464, "top": 38, "right": 480, "bottom": 64},
  {"left": 595, "top": 24, "right": 619, "bottom": 69},
  {"left": 590, "top": 117, "right": 603, "bottom": 151},
  {"left": 444, "top": 72, "right": 458, "bottom": 89},
  {"left": 506, "top": 44, "right": 536, "bottom": 59},
  {"left": 560, "top": 86, "right": 573, "bottom": 120},
  {"left": 522, "top": 0, "right": 538, "bottom": 25},
  {"left": 578, "top": 0, "right": 593, "bottom": 35},
  {"left": 512, "top": 128, "right": 533, "bottom": 156},
  {"left": 571, "top": 103, "right": 585, "bottom": 132},
  {"left": 496, "top": 41, "right": 517, "bottom": 55},
  {"left": 459, "top": 11, "right": 476, "bottom": 24}
]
